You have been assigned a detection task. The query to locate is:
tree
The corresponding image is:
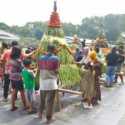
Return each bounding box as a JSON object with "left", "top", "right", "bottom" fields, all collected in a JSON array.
[
  {"left": 103, "top": 14, "right": 121, "bottom": 41},
  {"left": 0, "top": 23, "right": 10, "bottom": 31}
]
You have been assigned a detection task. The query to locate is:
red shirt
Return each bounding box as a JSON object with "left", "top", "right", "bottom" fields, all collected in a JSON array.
[
  {"left": 1, "top": 49, "right": 25, "bottom": 74},
  {"left": 1, "top": 49, "right": 25, "bottom": 61}
]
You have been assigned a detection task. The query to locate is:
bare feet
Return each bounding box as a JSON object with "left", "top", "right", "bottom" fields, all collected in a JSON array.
[
  {"left": 38, "top": 112, "right": 42, "bottom": 119},
  {"left": 11, "top": 106, "right": 18, "bottom": 111},
  {"left": 46, "top": 119, "right": 55, "bottom": 124}
]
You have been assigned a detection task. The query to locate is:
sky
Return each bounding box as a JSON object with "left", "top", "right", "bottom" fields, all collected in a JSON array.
[{"left": 0, "top": 0, "right": 125, "bottom": 26}]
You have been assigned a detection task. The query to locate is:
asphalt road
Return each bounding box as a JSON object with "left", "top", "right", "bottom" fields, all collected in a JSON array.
[{"left": 0, "top": 83, "right": 125, "bottom": 125}]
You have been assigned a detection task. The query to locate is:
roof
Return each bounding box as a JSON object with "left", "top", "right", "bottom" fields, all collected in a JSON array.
[{"left": 0, "top": 30, "right": 20, "bottom": 40}]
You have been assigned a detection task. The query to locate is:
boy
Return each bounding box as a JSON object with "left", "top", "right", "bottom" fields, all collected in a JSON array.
[{"left": 22, "top": 59, "right": 35, "bottom": 113}]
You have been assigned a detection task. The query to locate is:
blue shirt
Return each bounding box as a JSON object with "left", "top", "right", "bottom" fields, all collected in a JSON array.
[{"left": 38, "top": 53, "right": 60, "bottom": 71}]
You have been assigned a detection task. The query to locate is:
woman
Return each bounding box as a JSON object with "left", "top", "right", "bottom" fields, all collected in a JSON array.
[
  {"left": 9, "top": 46, "right": 26, "bottom": 111},
  {"left": 89, "top": 49, "right": 102, "bottom": 105},
  {"left": 80, "top": 63, "right": 96, "bottom": 108},
  {"left": 80, "top": 48, "right": 101, "bottom": 107}
]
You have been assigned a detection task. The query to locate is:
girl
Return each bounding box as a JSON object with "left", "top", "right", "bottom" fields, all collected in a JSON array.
[{"left": 9, "top": 46, "right": 26, "bottom": 111}]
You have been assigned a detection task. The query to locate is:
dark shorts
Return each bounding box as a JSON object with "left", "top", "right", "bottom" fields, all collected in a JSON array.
[{"left": 11, "top": 80, "right": 24, "bottom": 91}]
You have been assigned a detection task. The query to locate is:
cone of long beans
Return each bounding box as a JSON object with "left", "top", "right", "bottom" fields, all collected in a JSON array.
[{"left": 34, "top": 35, "right": 81, "bottom": 88}]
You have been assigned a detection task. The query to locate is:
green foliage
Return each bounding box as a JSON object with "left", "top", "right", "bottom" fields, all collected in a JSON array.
[
  {"left": 0, "top": 23, "right": 10, "bottom": 31},
  {"left": 63, "top": 23, "right": 79, "bottom": 36},
  {"left": 58, "top": 48, "right": 74, "bottom": 64},
  {"left": 47, "top": 27, "right": 64, "bottom": 37},
  {"left": 79, "top": 16, "right": 103, "bottom": 39},
  {"left": 59, "top": 64, "right": 81, "bottom": 88},
  {"left": 19, "top": 37, "right": 40, "bottom": 47},
  {"left": 103, "top": 15, "right": 121, "bottom": 41},
  {"left": 40, "top": 35, "right": 81, "bottom": 88},
  {"left": 1, "top": 14, "right": 125, "bottom": 43},
  {"left": 1, "top": 22, "right": 47, "bottom": 40}
]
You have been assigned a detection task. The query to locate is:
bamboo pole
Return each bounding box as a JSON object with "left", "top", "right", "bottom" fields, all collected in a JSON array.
[{"left": 58, "top": 88, "right": 82, "bottom": 95}]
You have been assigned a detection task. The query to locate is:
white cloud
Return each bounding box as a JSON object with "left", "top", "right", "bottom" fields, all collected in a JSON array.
[{"left": 0, "top": 0, "right": 125, "bottom": 26}]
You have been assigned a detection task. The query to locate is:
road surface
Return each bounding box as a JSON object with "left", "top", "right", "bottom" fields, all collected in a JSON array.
[{"left": 0, "top": 83, "right": 125, "bottom": 125}]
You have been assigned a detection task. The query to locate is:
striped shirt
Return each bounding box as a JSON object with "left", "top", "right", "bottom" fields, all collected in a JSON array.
[{"left": 38, "top": 53, "right": 60, "bottom": 90}]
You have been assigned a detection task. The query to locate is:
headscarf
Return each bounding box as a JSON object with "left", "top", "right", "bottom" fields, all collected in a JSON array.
[{"left": 89, "top": 50, "right": 97, "bottom": 62}]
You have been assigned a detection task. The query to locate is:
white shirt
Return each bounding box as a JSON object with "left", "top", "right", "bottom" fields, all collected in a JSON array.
[{"left": 39, "top": 70, "right": 58, "bottom": 90}]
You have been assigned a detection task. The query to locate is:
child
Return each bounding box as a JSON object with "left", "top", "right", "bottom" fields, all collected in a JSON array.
[{"left": 22, "top": 59, "right": 35, "bottom": 113}]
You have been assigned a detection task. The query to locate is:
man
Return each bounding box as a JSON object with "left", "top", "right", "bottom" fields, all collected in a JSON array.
[
  {"left": 38, "top": 44, "right": 60, "bottom": 124},
  {"left": 115, "top": 48, "right": 125, "bottom": 84},
  {"left": 1, "top": 42, "right": 13, "bottom": 101},
  {"left": 74, "top": 48, "right": 83, "bottom": 62},
  {"left": 106, "top": 47, "right": 118, "bottom": 87}
]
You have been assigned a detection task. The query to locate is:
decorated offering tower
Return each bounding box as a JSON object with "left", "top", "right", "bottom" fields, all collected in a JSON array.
[{"left": 38, "top": 1, "right": 81, "bottom": 88}]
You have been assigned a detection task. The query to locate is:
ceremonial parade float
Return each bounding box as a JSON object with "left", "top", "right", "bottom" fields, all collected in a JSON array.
[{"left": 35, "top": 1, "right": 81, "bottom": 89}]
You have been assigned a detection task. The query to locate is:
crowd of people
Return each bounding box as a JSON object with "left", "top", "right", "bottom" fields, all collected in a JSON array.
[
  {"left": 73, "top": 40, "right": 125, "bottom": 108},
  {"left": 0, "top": 41, "right": 60, "bottom": 124},
  {"left": 0, "top": 40, "right": 124, "bottom": 124}
]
